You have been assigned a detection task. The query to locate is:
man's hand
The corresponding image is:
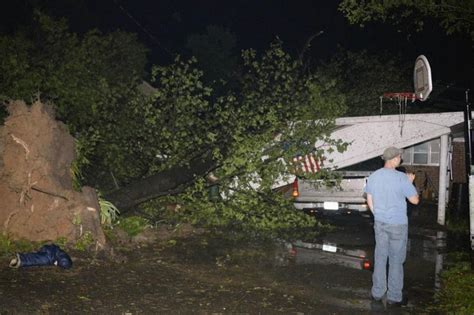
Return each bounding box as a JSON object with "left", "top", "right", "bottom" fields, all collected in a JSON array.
[{"left": 406, "top": 172, "right": 419, "bottom": 205}]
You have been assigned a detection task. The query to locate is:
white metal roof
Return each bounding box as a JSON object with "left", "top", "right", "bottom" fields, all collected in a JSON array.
[{"left": 320, "top": 112, "right": 465, "bottom": 169}]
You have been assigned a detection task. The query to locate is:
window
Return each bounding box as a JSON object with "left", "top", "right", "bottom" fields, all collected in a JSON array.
[{"left": 402, "top": 139, "right": 441, "bottom": 166}]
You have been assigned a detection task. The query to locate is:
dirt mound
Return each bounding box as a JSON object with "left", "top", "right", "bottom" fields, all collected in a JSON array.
[{"left": 0, "top": 100, "right": 105, "bottom": 247}]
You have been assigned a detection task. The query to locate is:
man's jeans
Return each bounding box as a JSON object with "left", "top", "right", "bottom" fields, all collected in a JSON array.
[{"left": 372, "top": 221, "right": 408, "bottom": 302}]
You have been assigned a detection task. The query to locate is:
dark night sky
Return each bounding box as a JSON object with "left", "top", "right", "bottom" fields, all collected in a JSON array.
[{"left": 1, "top": 0, "right": 473, "bottom": 104}]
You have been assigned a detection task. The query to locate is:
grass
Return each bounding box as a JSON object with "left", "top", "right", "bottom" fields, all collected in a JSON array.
[
  {"left": 0, "top": 234, "right": 41, "bottom": 257},
  {"left": 0, "top": 233, "right": 91, "bottom": 256},
  {"left": 446, "top": 215, "right": 470, "bottom": 234},
  {"left": 430, "top": 252, "right": 474, "bottom": 314},
  {"left": 116, "top": 216, "right": 150, "bottom": 237}
]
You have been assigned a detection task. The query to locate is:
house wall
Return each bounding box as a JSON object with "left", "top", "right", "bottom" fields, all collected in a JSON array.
[
  {"left": 452, "top": 140, "right": 467, "bottom": 184},
  {"left": 401, "top": 140, "right": 466, "bottom": 201}
]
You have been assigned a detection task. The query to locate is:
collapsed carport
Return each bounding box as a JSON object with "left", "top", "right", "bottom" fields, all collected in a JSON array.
[{"left": 315, "top": 112, "right": 467, "bottom": 225}]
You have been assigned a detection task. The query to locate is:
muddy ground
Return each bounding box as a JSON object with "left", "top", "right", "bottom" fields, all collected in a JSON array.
[
  {"left": 0, "top": 204, "right": 449, "bottom": 314},
  {"left": 0, "top": 101, "right": 105, "bottom": 244}
]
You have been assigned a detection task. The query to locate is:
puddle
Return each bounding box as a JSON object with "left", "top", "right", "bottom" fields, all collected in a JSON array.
[
  {"left": 155, "top": 212, "right": 459, "bottom": 311},
  {"left": 274, "top": 213, "right": 450, "bottom": 309},
  {"left": 276, "top": 240, "right": 372, "bottom": 271}
]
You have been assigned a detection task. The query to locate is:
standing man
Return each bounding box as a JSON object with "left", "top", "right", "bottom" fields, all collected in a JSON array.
[{"left": 365, "top": 146, "right": 419, "bottom": 306}]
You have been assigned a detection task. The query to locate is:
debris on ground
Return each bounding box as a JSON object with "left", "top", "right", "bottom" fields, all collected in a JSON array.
[{"left": 9, "top": 244, "right": 72, "bottom": 269}]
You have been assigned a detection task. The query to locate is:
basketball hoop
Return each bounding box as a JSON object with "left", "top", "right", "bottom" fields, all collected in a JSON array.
[
  {"left": 379, "top": 93, "right": 412, "bottom": 136},
  {"left": 382, "top": 92, "right": 418, "bottom": 102},
  {"left": 380, "top": 55, "right": 433, "bottom": 136}
]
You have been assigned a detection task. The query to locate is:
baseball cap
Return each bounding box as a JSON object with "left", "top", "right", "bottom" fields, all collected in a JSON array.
[{"left": 382, "top": 147, "right": 403, "bottom": 160}]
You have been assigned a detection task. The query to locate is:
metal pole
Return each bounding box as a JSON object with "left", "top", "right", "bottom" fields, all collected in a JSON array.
[
  {"left": 464, "top": 92, "right": 472, "bottom": 181},
  {"left": 465, "top": 89, "right": 474, "bottom": 250}
]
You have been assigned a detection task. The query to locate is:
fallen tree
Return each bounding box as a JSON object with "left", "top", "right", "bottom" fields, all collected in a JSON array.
[
  {"left": 104, "top": 151, "right": 216, "bottom": 210},
  {"left": 0, "top": 14, "right": 347, "bottom": 235}
]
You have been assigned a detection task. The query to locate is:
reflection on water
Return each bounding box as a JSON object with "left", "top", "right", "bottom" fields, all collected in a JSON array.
[
  {"left": 278, "top": 240, "right": 372, "bottom": 271},
  {"left": 277, "top": 229, "right": 447, "bottom": 292},
  {"left": 407, "top": 229, "right": 447, "bottom": 292},
  {"left": 435, "top": 231, "right": 447, "bottom": 290}
]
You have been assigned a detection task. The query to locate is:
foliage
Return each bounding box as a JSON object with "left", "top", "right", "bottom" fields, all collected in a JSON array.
[
  {"left": 54, "top": 237, "right": 68, "bottom": 249},
  {"left": 0, "top": 234, "right": 13, "bottom": 256},
  {"left": 0, "top": 234, "right": 70, "bottom": 257},
  {"left": 74, "top": 231, "right": 94, "bottom": 251},
  {"left": 165, "top": 42, "right": 348, "bottom": 235},
  {"left": 0, "top": 234, "right": 37, "bottom": 257},
  {"left": 71, "top": 138, "right": 91, "bottom": 190},
  {"left": 0, "top": 12, "right": 148, "bottom": 190},
  {"left": 138, "top": 197, "right": 183, "bottom": 224},
  {"left": 99, "top": 198, "right": 120, "bottom": 227},
  {"left": 431, "top": 253, "right": 474, "bottom": 314},
  {"left": 177, "top": 179, "right": 315, "bottom": 237},
  {"left": 0, "top": 104, "right": 6, "bottom": 123},
  {"left": 0, "top": 14, "right": 348, "bottom": 235},
  {"left": 315, "top": 50, "right": 412, "bottom": 116},
  {"left": 133, "top": 40, "right": 346, "bottom": 234},
  {"left": 102, "top": 226, "right": 116, "bottom": 243},
  {"left": 101, "top": 39, "right": 348, "bottom": 236},
  {"left": 117, "top": 216, "right": 150, "bottom": 237},
  {"left": 339, "top": 0, "right": 474, "bottom": 40},
  {"left": 0, "top": 12, "right": 147, "bottom": 122},
  {"left": 215, "top": 41, "right": 346, "bottom": 185},
  {"left": 72, "top": 213, "right": 82, "bottom": 226},
  {"left": 446, "top": 214, "right": 470, "bottom": 234}
]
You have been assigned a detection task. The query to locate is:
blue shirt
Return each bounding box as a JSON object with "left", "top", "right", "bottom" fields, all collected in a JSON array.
[{"left": 364, "top": 168, "right": 418, "bottom": 225}]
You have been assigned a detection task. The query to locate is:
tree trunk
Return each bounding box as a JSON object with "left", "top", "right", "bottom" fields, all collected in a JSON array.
[{"left": 105, "top": 154, "right": 216, "bottom": 211}]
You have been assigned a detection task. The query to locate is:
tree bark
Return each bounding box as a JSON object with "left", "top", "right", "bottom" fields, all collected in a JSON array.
[{"left": 104, "top": 153, "right": 216, "bottom": 211}]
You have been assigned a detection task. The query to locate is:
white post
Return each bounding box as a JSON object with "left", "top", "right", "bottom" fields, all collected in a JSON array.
[
  {"left": 438, "top": 134, "right": 449, "bottom": 225},
  {"left": 470, "top": 175, "right": 474, "bottom": 250}
]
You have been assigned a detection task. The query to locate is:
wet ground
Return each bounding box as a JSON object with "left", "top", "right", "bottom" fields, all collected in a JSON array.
[{"left": 0, "top": 203, "right": 447, "bottom": 314}]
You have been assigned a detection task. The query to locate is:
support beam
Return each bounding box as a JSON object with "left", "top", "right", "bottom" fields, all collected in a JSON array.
[
  {"left": 438, "top": 134, "right": 449, "bottom": 225},
  {"left": 470, "top": 176, "right": 474, "bottom": 250}
]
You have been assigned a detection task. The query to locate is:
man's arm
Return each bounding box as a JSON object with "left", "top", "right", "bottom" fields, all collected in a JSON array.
[
  {"left": 408, "top": 194, "right": 419, "bottom": 205},
  {"left": 366, "top": 193, "right": 374, "bottom": 213},
  {"left": 406, "top": 173, "right": 420, "bottom": 205}
]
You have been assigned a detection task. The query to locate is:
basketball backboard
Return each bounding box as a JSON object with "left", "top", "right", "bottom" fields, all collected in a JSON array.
[
  {"left": 383, "top": 55, "right": 433, "bottom": 102},
  {"left": 414, "top": 55, "right": 433, "bottom": 101}
]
